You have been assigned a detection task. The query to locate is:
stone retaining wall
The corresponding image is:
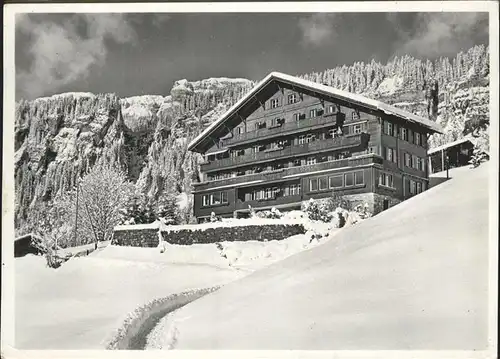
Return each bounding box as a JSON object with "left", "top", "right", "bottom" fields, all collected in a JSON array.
[{"left": 112, "top": 224, "right": 306, "bottom": 247}]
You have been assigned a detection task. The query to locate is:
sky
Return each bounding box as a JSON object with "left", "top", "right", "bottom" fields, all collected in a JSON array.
[{"left": 15, "top": 12, "right": 489, "bottom": 101}]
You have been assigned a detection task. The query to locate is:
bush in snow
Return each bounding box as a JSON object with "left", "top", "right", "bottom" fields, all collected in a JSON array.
[
  {"left": 353, "top": 203, "right": 372, "bottom": 219},
  {"left": 301, "top": 199, "right": 333, "bottom": 222},
  {"left": 254, "top": 207, "right": 284, "bottom": 219}
]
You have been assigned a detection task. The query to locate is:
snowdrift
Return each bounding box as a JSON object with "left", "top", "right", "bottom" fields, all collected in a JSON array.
[{"left": 157, "top": 163, "right": 490, "bottom": 350}]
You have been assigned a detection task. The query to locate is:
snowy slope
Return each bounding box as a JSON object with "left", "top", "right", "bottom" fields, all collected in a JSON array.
[
  {"left": 14, "top": 250, "right": 242, "bottom": 349},
  {"left": 155, "top": 163, "right": 490, "bottom": 350}
]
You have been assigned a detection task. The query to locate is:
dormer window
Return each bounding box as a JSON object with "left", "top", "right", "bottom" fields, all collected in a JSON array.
[
  {"left": 287, "top": 93, "right": 298, "bottom": 104},
  {"left": 270, "top": 98, "right": 280, "bottom": 109},
  {"left": 327, "top": 105, "right": 337, "bottom": 114}
]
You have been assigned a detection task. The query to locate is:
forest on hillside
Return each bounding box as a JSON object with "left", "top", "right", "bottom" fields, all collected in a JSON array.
[{"left": 14, "top": 44, "right": 490, "bottom": 247}]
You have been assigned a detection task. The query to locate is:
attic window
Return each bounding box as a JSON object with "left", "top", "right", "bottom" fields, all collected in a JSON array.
[
  {"left": 270, "top": 98, "right": 280, "bottom": 109},
  {"left": 288, "top": 93, "right": 298, "bottom": 104}
]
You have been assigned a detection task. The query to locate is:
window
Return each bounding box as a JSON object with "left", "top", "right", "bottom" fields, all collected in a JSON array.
[
  {"left": 408, "top": 129, "right": 414, "bottom": 144},
  {"left": 419, "top": 157, "right": 425, "bottom": 171},
  {"left": 297, "top": 183, "right": 302, "bottom": 194},
  {"left": 289, "top": 184, "right": 297, "bottom": 196},
  {"left": 255, "top": 121, "right": 266, "bottom": 130},
  {"left": 209, "top": 191, "right": 228, "bottom": 206},
  {"left": 319, "top": 177, "right": 328, "bottom": 191},
  {"left": 293, "top": 113, "right": 301, "bottom": 122},
  {"left": 272, "top": 187, "right": 280, "bottom": 197},
  {"left": 412, "top": 155, "right": 418, "bottom": 169},
  {"left": 355, "top": 171, "right": 364, "bottom": 185},
  {"left": 293, "top": 158, "right": 301, "bottom": 167},
  {"left": 404, "top": 153, "right": 411, "bottom": 167},
  {"left": 329, "top": 175, "right": 343, "bottom": 189},
  {"left": 345, "top": 173, "right": 354, "bottom": 187},
  {"left": 265, "top": 188, "right": 272, "bottom": 199},
  {"left": 235, "top": 127, "right": 242, "bottom": 135},
  {"left": 328, "top": 128, "right": 337, "bottom": 138},
  {"left": 287, "top": 93, "right": 298, "bottom": 104},
  {"left": 202, "top": 195, "right": 209, "bottom": 207},
  {"left": 353, "top": 124, "right": 362, "bottom": 134},
  {"left": 310, "top": 178, "right": 318, "bottom": 191},
  {"left": 400, "top": 127, "right": 408, "bottom": 141},
  {"left": 306, "top": 133, "right": 316, "bottom": 143},
  {"left": 306, "top": 157, "right": 316, "bottom": 165},
  {"left": 416, "top": 182, "right": 422, "bottom": 194},
  {"left": 352, "top": 110, "right": 360, "bottom": 120},
  {"left": 270, "top": 98, "right": 280, "bottom": 109},
  {"left": 379, "top": 172, "right": 394, "bottom": 188},
  {"left": 384, "top": 121, "right": 394, "bottom": 136},
  {"left": 298, "top": 135, "right": 306, "bottom": 145},
  {"left": 309, "top": 108, "right": 318, "bottom": 118},
  {"left": 327, "top": 105, "right": 337, "bottom": 114},
  {"left": 409, "top": 180, "right": 417, "bottom": 195},
  {"left": 415, "top": 132, "right": 422, "bottom": 146},
  {"left": 385, "top": 147, "right": 397, "bottom": 163}
]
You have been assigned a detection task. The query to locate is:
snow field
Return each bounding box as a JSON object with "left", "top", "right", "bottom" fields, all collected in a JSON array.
[{"left": 151, "top": 163, "right": 490, "bottom": 350}]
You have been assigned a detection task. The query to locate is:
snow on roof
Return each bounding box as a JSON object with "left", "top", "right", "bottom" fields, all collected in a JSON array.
[
  {"left": 428, "top": 137, "right": 473, "bottom": 155},
  {"left": 188, "top": 72, "right": 443, "bottom": 152}
]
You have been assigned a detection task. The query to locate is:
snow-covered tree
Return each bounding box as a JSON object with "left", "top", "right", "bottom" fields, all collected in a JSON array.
[{"left": 77, "top": 161, "right": 134, "bottom": 244}]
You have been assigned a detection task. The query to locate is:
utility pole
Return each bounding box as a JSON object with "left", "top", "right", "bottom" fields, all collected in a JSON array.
[
  {"left": 74, "top": 178, "right": 79, "bottom": 246},
  {"left": 446, "top": 154, "right": 449, "bottom": 179}
]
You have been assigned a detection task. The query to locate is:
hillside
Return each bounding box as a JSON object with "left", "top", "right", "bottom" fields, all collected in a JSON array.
[
  {"left": 14, "top": 45, "right": 490, "bottom": 240},
  {"left": 149, "top": 162, "right": 490, "bottom": 350}
]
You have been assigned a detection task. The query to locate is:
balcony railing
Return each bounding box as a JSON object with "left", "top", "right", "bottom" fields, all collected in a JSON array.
[
  {"left": 222, "top": 113, "right": 339, "bottom": 147},
  {"left": 200, "top": 133, "right": 368, "bottom": 172},
  {"left": 194, "top": 153, "right": 383, "bottom": 192},
  {"left": 234, "top": 195, "right": 303, "bottom": 211}
]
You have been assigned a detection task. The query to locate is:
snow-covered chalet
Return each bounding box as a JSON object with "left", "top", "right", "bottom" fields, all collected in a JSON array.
[{"left": 188, "top": 72, "right": 444, "bottom": 222}]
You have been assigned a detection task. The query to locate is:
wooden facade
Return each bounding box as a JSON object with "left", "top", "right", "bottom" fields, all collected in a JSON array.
[
  {"left": 188, "top": 72, "right": 443, "bottom": 222},
  {"left": 428, "top": 138, "right": 475, "bottom": 174}
]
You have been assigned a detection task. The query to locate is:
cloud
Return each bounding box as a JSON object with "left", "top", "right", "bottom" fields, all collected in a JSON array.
[
  {"left": 16, "top": 14, "right": 138, "bottom": 99},
  {"left": 390, "top": 13, "right": 489, "bottom": 57},
  {"left": 298, "top": 13, "right": 338, "bottom": 46}
]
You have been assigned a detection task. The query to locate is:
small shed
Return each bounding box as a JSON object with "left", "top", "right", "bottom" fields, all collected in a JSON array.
[
  {"left": 14, "top": 233, "right": 43, "bottom": 257},
  {"left": 428, "top": 138, "right": 475, "bottom": 174}
]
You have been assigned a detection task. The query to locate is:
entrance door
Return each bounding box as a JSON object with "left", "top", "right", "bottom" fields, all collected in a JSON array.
[{"left": 383, "top": 199, "right": 389, "bottom": 211}]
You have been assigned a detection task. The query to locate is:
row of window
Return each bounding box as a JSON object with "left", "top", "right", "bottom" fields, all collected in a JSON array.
[
  {"left": 206, "top": 150, "right": 352, "bottom": 182},
  {"left": 309, "top": 171, "right": 365, "bottom": 192},
  {"left": 201, "top": 191, "right": 229, "bottom": 207},
  {"left": 244, "top": 183, "right": 302, "bottom": 202},
  {"left": 378, "top": 171, "right": 424, "bottom": 195},
  {"left": 383, "top": 121, "right": 425, "bottom": 147},
  {"left": 383, "top": 147, "right": 426, "bottom": 172},
  {"left": 229, "top": 126, "right": 362, "bottom": 157},
  {"left": 236, "top": 104, "right": 358, "bottom": 136}
]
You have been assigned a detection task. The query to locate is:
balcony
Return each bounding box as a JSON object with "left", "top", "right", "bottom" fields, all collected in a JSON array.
[
  {"left": 222, "top": 113, "right": 340, "bottom": 147},
  {"left": 200, "top": 133, "right": 369, "bottom": 172},
  {"left": 234, "top": 195, "right": 303, "bottom": 211},
  {"left": 194, "top": 153, "right": 383, "bottom": 192}
]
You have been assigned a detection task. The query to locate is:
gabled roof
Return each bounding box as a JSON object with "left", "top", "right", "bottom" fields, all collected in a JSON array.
[
  {"left": 428, "top": 137, "right": 474, "bottom": 155},
  {"left": 188, "top": 71, "right": 444, "bottom": 152}
]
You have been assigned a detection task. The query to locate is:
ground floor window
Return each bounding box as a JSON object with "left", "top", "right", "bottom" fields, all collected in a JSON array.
[
  {"left": 379, "top": 172, "right": 395, "bottom": 188},
  {"left": 329, "top": 175, "right": 343, "bottom": 189},
  {"left": 202, "top": 191, "right": 229, "bottom": 207},
  {"left": 354, "top": 171, "right": 364, "bottom": 185},
  {"left": 344, "top": 172, "right": 354, "bottom": 187},
  {"left": 310, "top": 178, "right": 318, "bottom": 191},
  {"left": 319, "top": 177, "right": 328, "bottom": 191}
]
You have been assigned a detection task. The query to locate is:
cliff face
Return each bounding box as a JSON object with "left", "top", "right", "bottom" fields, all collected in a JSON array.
[
  {"left": 14, "top": 45, "right": 489, "bottom": 232},
  {"left": 14, "top": 79, "right": 254, "bottom": 230}
]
